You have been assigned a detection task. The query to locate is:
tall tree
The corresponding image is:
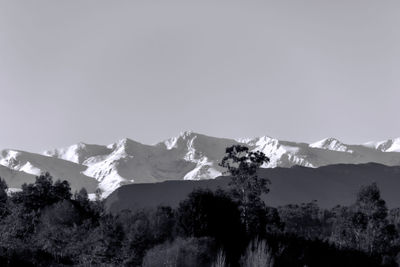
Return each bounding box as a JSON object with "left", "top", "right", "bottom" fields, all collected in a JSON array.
[
  {"left": 0, "top": 178, "right": 9, "bottom": 219},
  {"left": 354, "top": 183, "right": 397, "bottom": 255},
  {"left": 331, "top": 183, "right": 397, "bottom": 255},
  {"left": 219, "top": 145, "right": 270, "bottom": 233}
]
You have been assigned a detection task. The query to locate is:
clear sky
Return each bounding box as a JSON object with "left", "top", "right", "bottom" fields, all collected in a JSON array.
[{"left": 0, "top": 0, "right": 399, "bottom": 152}]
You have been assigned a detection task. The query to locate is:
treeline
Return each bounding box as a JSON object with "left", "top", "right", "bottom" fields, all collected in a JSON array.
[{"left": 0, "top": 173, "right": 398, "bottom": 266}]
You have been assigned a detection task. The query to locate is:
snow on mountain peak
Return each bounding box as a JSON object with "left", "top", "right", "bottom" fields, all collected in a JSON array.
[
  {"left": 164, "top": 137, "right": 178, "bottom": 150},
  {"left": 162, "top": 131, "right": 195, "bottom": 150},
  {"left": 44, "top": 142, "right": 111, "bottom": 164},
  {"left": 179, "top": 130, "right": 194, "bottom": 138},
  {"left": 363, "top": 138, "right": 400, "bottom": 152},
  {"left": 108, "top": 138, "right": 136, "bottom": 149},
  {"left": 237, "top": 135, "right": 276, "bottom": 146},
  {"left": 1, "top": 150, "right": 22, "bottom": 169},
  {"left": 159, "top": 131, "right": 198, "bottom": 150},
  {"left": 309, "top": 138, "right": 353, "bottom": 153},
  {"left": 0, "top": 150, "right": 42, "bottom": 175},
  {"left": 385, "top": 138, "right": 400, "bottom": 152}
]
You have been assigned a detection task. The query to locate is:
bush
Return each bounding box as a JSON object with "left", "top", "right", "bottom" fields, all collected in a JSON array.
[
  {"left": 142, "top": 237, "right": 216, "bottom": 267},
  {"left": 177, "top": 189, "right": 245, "bottom": 265},
  {"left": 241, "top": 238, "right": 274, "bottom": 267},
  {"left": 211, "top": 249, "right": 227, "bottom": 267}
]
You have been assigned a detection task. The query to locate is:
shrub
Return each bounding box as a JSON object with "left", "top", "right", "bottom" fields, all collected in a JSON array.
[
  {"left": 211, "top": 249, "right": 226, "bottom": 267},
  {"left": 241, "top": 238, "right": 274, "bottom": 267},
  {"left": 142, "top": 237, "right": 215, "bottom": 267}
]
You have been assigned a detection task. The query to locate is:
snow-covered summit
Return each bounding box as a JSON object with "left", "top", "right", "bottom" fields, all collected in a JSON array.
[
  {"left": 363, "top": 138, "right": 400, "bottom": 153},
  {"left": 44, "top": 142, "right": 111, "bottom": 164},
  {"left": 310, "top": 138, "right": 353, "bottom": 153}
]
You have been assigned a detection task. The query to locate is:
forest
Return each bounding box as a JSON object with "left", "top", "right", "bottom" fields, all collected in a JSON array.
[{"left": 0, "top": 145, "right": 398, "bottom": 266}]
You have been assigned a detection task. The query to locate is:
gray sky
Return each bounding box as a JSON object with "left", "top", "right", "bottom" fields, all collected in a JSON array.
[{"left": 1, "top": 0, "right": 399, "bottom": 152}]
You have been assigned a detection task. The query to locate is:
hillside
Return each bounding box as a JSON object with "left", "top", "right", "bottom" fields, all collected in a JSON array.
[{"left": 105, "top": 163, "right": 400, "bottom": 213}]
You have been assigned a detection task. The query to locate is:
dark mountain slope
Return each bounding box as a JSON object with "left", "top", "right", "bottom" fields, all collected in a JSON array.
[{"left": 105, "top": 163, "right": 400, "bottom": 213}]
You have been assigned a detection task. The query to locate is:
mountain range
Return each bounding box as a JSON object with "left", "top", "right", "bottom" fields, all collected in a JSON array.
[{"left": 0, "top": 131, "right": 400, "bottom": 197}]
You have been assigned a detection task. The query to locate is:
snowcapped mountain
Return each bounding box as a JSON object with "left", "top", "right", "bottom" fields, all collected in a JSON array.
[
  {"left": 363, "top": 138, "right": 400, "bottom": 152},
  {"left": 0, "top": 148, "right": 98, "bottom": 193},
  {"left": 1, "top": 131, "right": 400, "bottom": 197},
  {"left": 309, "top": 138, "right": 353, "bottom": 153}
]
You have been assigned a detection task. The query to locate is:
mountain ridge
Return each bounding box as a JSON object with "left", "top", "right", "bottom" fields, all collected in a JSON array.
[{"left": 1, "top": 132, "right": 400, "bottom": 197}]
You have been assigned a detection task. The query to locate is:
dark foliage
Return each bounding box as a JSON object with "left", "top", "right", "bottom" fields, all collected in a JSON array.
[
  {"left": 142, "top": 237, "right": 216, "bottom": 267},
  {"left": 177, "top": 188, "right": 246, "bottom": 266},
  {"left": 11, "top": 172, "right": 72, "bottom": 211},
  {"left": 266, "top": 234, "right": 386, "bottom": 267},
  {"left": 0, "top": 170, "right": 398, "bottom": 266}
]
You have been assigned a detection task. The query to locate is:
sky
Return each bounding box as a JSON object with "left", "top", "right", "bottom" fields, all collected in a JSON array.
[{"left": 0, "top": 0, "right": 400, "bottom": 152}]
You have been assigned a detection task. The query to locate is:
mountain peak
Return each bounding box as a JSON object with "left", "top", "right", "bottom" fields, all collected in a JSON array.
[
  {"left": 237, "top": 135, "right": 277, "bottom": 147},
  {"left": 364, "top": 138, "right": 400, "bottom": 152},
  {"left": 309, "top": 138, "right": 351, "bottom": 152},
  {"left": 107, "top": 138, "right": 150, "bottom": 156},
  {"left": 179, "top": 130, "right": 195, "bottom": 138},
  {"left": 115, "top": 138, "right": 136, "bottom": 146},
  {"left": 162, "top": 131, "right": 203, "bottom": 150},
  {"left": 44, "top": 142, "right": 111, "bottom": 164}
]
